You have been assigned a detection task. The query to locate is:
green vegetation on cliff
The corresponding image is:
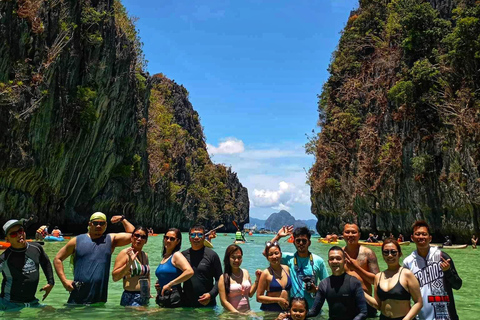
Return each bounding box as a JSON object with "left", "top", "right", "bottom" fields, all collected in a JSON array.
[
  {"left": 0, "top": 0, "right": 248, "bottom": 232},
  {"left": 309, "top": 0, "right": 480, "bottom": 240}
]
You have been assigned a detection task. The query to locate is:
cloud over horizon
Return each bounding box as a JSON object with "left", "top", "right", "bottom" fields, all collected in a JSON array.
[
  {"left": 208, "top": 137, "right": 314, "bottom": 218},
  {"left": 251, "top": 181, "right": 310, "bottom": 210},
  {"left": 207, "top": 137, "right": 245, "bottom": 155}
]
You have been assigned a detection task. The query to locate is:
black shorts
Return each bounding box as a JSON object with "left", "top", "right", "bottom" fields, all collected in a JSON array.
[{"left": 367, "top": 304, "right": 378, "bottom": 318}]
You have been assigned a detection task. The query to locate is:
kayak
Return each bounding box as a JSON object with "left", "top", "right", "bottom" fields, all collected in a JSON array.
[
  {"left": 234, "top": 240, "right": 245, "bottom": 244},
  {"left": 432, "top": 244, "right": 468, "bottom": 249},
  {"left": 359, "top": 241, "right": 410, "bottom": 247},
  {"left": 1, "top": 240, "right": 45, "bottom": 249},
  {"left": 287, "top": 236, "right": 294, "bottom": 243},
  {"left": 204, "top": 239, "right": 214, "bottom": 248},
  {"left": 44, "top": 235, "right": 64, "bottom": 242},
  {"left": 318, "top": 238, "right": 339, "bottom": 245}
]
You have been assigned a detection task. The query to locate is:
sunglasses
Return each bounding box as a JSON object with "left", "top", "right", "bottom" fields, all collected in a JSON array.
[
  {"left": 295, "top": 238, "right": 308, "bottom": 245},
  {"left": 8, "top": 227, "right": 24, "bottom": 238},
  {"left": 265, "top": 241, "right": 279, "bottom": 247},
  {"left": 133, "top": 233, "right": 148, "bottom": 240},
  {"left": 164, "top": 235, "right": 177, "bottom": 241},
  {"left": 190, "top": 232, "right": 204, "bottom": 238},
  {"left": 91, "top": 221, "right": 106, "bottom": 227},
  {"left": 382, "top": 249, "right": 398, "bottom": 256}
]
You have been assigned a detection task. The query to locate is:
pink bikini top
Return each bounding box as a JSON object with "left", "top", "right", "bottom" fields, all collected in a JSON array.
[{"left": 228, "top": 279, "right": 251, "bottom": 298}]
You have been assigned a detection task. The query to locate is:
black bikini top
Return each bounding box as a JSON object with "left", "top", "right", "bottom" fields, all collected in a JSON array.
[{"left": 376, "top": 268, "right": 411, "bottom": 301}]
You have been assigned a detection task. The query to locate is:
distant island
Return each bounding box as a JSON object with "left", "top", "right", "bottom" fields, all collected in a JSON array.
[{"left": 247, "top": 210, "right": 317, "bottom": 233}]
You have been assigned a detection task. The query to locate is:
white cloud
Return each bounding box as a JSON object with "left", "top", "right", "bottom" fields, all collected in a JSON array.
[
  {"left": 207, "top": 138, "right": 245, "bottom": 155},
  {"left": 272, "top": 203, "right": 291, "bottom": 211},
  {"left": 251, "top": 181, "right": 308, "bottom": 209}
]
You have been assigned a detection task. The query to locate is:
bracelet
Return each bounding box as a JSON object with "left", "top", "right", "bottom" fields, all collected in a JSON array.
[{"left": 120, "top": 215, "right": 125, "bottom": 222}]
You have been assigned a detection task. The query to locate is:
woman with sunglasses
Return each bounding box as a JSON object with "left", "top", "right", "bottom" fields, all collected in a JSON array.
[
  {"left": 218, "top": 244, "right": 261, "bottom": 313},
  {"left": 112, "top": 226, "right": 151, "bottom": 306},
  {"left": 364, "top": 238, "right": 422, "bottom": 320},
  {"left": 155, "top": 228, "right": 194, "bottom": 308},
  {"left": 257, "top": 241, "right": 292, "bottom": 312}
]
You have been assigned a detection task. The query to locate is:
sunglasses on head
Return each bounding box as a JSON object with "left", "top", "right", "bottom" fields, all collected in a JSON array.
[
  {"left": 295, "top": 238, "right": 308, "bottom": 245},
  {"left": 91, "top": 221, "right": 106, "bottom": 227},
  {"left": 265, "top": 241, "right": 279, "bottom": 247},
  {"left": 8, "top": 227, "right": 24, "bottom": 238},
  {"left": 382, "top": 249, "right": 398, "bottom": 256},
  {"left": 133, "top": 233, "right": 148, "bottom": 240},
  {"left": 190, "top": 232, "right": 204, "bottom": 238},
  {"left": 164, "top": 235, "right": 177, "bottom": 241}
]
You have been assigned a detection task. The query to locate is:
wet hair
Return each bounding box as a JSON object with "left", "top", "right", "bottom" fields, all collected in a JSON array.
[
  {"left": 412, "top": 220, "right": 430, "bottom": 234},
  {"left": 190, "top": 224, "right": 205, "bottom": 233},
  {"left": 382, "top": 238, "right": 402, "bottom": 256},
  {"left": 290, "top": 297, "right": 309, "bottom": 311},
  {"left": 162, "top": 228, "right": 182, "bottom": 257},
  {"left": 344, "top": 223, "right": 360, "bottom": 233},
  {"left": 293, "top": 227, "right": 312, "bottom": 240},
  {"left": 133, "top": 226, "right": 149, "bottom": 241},
  {"left": 328, "top": 246, "right": 345, "bottom": 258},
  {"left": 223, "top": 244, "right": 243, "bottom": 295},
  {"left": 265, "top": 241, "right": 282, "bottom": 260}
]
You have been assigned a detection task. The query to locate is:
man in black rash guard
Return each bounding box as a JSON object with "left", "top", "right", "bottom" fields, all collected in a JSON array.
[
  {"left": 181, "top": 224, "right": 222, "bottom": 307},
  {"left": 0, "top": 219, "right": 55, "bottom": 310},
  {"left": 307, "top": 246, "right": 367, "bottom": 320}
]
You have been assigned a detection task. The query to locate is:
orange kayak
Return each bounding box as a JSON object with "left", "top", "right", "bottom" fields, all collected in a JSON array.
[{"left": 1, "top": 240, "right": 45, "bottom": 249}]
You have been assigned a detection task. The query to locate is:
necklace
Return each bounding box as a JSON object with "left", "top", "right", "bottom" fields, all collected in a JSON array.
[
  {"left": 270, "top": 267, "right": 283, "bottom": 279},
  {"left": 231, "top": 270, "right": 243, "bottom": 280}
]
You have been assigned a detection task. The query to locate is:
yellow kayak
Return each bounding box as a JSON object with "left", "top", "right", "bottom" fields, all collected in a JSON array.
[
  {"left": 203, "top": 239, "right": 214, "bottom": 248},
  {"left": 318, "top": 238, "right": 339, "bottom": 245}
]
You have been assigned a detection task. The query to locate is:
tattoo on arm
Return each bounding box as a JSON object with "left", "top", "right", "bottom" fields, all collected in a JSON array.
[{"left": 367, "top": 250, "right": 380, "bottom": 274}]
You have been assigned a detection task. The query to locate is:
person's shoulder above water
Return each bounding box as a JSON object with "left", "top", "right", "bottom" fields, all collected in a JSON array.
[
  {"left": 311, "top": 252, "right": 326, "bottom": 263},
  {"left": 345, "top": 272, "right": 361, "bottom": 284},
  {"left": 282, "top": 252, "right": 295, "bottom": 260},
  {"left": 204, "top": 247, "right": 218, "bottom": 255}
]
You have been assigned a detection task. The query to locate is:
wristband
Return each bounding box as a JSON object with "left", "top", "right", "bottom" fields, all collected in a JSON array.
[{"left": 120, "top": 215, "right": 125, "bottom": 222}]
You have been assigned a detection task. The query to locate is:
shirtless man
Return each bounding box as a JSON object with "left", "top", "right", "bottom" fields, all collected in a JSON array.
[{"left": 343, "top": 223, "right": 379, "bottom": 318}]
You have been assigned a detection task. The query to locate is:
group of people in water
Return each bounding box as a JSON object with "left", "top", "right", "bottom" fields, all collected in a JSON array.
[
  {"left": 35, "top": 224, "right": 63, "bottom": 240},
  {"left": 0, "top": 213, "right": 463, "bottom": 320}
]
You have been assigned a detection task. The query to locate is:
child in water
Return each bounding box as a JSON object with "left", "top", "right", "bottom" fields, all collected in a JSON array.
[{"left": 276, "top": 297, "right": 308, "bottom": 320}]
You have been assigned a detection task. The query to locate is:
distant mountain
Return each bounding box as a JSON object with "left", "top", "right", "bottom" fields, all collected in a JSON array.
[
  {"left": 300, "top": 219, "right": 318, "bottom": 230},
  {"left": 247, "top": 212, "right": 317, "bottom": 233},
  {"left": 248, "top": 217, "right": 266, "bottom": 229}
]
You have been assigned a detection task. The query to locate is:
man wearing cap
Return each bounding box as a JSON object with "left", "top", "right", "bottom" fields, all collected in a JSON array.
[
  {"left": 0, "top": 219, "right": 55, "bottom": 310},
  {"left": 53, "top": 212, "right": 134, "bottom": 305}
]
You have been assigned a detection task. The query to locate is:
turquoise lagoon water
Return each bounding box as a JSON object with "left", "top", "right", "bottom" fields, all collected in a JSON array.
[{"left": 1, "top": 233, "right": 479, "bottom": 319}]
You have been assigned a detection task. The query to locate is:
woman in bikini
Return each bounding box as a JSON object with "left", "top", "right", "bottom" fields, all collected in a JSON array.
[
  {"left": 154, "top": 228, "right": 194, "bottom": 308},
  {"left": 364, "top": 238, "right": 422, "bottom": 320},
  {"left": 218, "top": 244, "right": 261, "bottom": 313},
  {"left": 112, "top": 226, "right": 151, "bottom": 306},
  {"left": 257, "top": 241, "right": 292, "bottom": 312}
]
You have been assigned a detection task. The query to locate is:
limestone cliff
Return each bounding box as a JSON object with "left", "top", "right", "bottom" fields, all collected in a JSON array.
[
  {"left": 309, "top": 0, "right": 480, "bottom": 241},
  {"left": 0, "top": 0, "right": 248, "bottom": 233}
]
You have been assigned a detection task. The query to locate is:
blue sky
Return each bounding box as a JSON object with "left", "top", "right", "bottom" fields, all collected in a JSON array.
[{"left": 122, "top": 0, "right": 359, "bottom": 220}]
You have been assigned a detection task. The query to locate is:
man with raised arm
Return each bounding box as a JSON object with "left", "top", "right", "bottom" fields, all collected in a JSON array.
[
  {"left": 403, "top": 220, "right": 462, "bottom": 320},
  {"left": 270, "top": 226, "right": 329, "bottom": 308},
  {"left": 0, "top": 219, "right": 55, "bottom": 310},
  {"left": 307, "top": 246, "right": 367, "bottom": 320},
  {"left": 342, "top": 223, "right": 380, "bottom": 318},
  {"left": 53, "top": 212, "right": 134, "bottom": 305}
]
